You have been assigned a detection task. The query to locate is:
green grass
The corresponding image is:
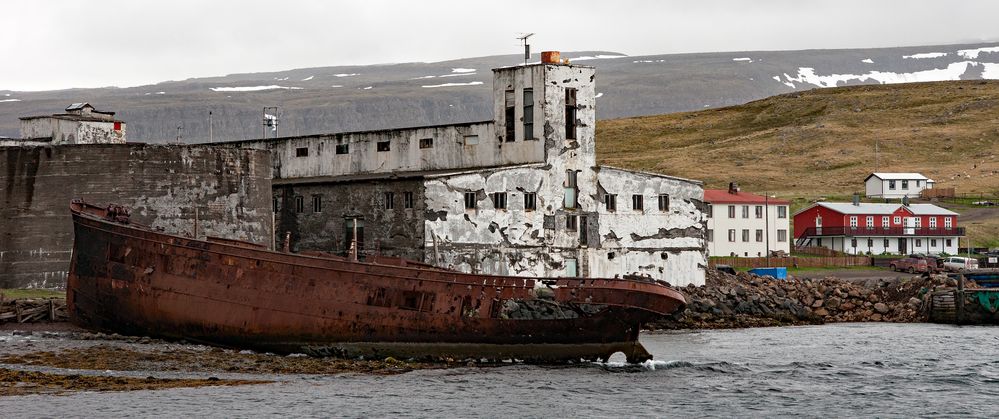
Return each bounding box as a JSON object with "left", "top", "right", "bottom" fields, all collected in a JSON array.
[{"left": 0, "top": 289, "right": 65, "bottom": 300}]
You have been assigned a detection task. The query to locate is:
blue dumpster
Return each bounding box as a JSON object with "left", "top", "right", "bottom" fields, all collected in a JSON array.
[{"left": 748, "top": 267, "right": 787, "bottom": 280}]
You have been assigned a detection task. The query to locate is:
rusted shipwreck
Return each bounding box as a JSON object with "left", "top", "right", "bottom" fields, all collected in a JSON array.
[{"left": 67, "top": 200, "right": 686, "bottom": 363}]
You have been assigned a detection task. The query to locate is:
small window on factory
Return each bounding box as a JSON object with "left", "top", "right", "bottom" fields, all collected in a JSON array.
[
  {"left": 564, "top": 170, "right": 578, "bottom": 209},
  {"left": 273, "top": 197, "right": 280, "bottom": 212},
  {"left": 464, "top": 135, "right": 479, "bottom": 145},
  {"left": 565, "top": 88, "right": 577, "bottom": 140},
  {"left": 464, "top": 192, "right": 477, "bottom": 209},
  {"left": 312, "top": 195, "right": 322, "bottom": 213},
  {"left": 504, "top": 90, "right": 516, "bottom": 142},
  {"left": 419, "top": 138, "right": 433, "bottom": 149},
  {"left": 296, "top": 147, "right": 309, "bottom": 157},
  {"left": 524, "top": 193, "right": 537, "bottom": 211},
  {"left": 384, "top": 192, "right": 395, "bottom": 209},
  {"left": 377, "top": 141, "right": 390, "bottom": 152},
  {"left": 605, "top": 194, "right": 617, "bottom": 212},
  {"left": 566, "top": 215, "right": 578, "bottom": 231},
  {"left": 295, "top": 196, "right": 304, "bottom": 213},
  {"left": 404, "top": 192, "right": 414, "bottom": 209},
  {"left": 492, "top": 192, "right": 507, "bottom": 210},
  {"left": 335, "top": 143, "right": 349, "bottom": 154},
  {"left": 523, "top": 88, "right": 534, "bottom": 140},
  {"left": 632, "top": 195, "right": 643, "bottom": 211},
  {"left": 658, "top": 194, "right": 670, "bottom": 212}
]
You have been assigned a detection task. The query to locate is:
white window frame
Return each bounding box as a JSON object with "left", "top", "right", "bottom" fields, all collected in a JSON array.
[
  {"left": 866, "top": 216, "right": 874, "bottom": 228},
  {"left": 944, "top": 217, "right": 953, "bottom": 229},
  {"left": 929, "top": 217, "right": 937, "bottom": 229},
  {"left": 882, "top": 216, "right": 890, "bottom": 228},
  {"left": 849, "top": 216, "right": 858, "bottom": 228}
]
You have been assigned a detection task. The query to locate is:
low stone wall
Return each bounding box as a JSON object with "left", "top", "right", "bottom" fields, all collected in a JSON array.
[{"left": 0, "top": 144, "right": 273, "bottom": 288}]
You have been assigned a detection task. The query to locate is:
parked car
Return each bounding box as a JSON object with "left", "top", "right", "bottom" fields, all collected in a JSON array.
[
  {"left": 941, "top": 256, "right": 979, "bottom": 272},
  {"left": 890, "top": 254, "right": 940, "bottom": 274}
]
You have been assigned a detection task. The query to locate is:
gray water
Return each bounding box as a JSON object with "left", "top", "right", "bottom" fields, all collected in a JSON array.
[{"left": 2, "top": 323, "right": 998, "bottom": 418}]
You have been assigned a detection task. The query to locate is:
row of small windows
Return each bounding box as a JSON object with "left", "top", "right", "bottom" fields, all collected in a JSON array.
[
  {"left": 707, "top": 229, "right": 788, "bottom": 243},
  {"left": 293, "top": 135, "right": 478, "bottom": 158},
  {"left": 705, "top": 204, "right": 788, "bottom": 219},
  {"left": 279, "top": 192, "right": 417, "bottom": 213},
  {"left": 602, "top": 194, "right": 670, "bottom": 212},
  {"left": 845, "top": 238, "right": 952, "bottom": 248},
  {"left": 464, "top": 192, "right": 537, "bottom": 211}
]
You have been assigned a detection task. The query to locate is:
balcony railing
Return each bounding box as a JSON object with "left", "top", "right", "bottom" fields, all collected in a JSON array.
[{"left": 797, "top": 226, "right": 965, "bottom": 237}]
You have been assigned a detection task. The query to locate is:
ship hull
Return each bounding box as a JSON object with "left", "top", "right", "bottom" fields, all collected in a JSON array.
[{"left": 67, "top": 204, "right": 686, "bottom": 363}]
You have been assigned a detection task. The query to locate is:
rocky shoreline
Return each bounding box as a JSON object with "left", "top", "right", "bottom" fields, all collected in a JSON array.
[{"left": 651, "top": 269, "right": 959, "bottom": 330}]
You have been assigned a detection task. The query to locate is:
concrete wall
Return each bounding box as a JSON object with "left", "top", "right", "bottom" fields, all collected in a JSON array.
[{"left": 0, "top": 144, "right": 272, "bottom": 288}]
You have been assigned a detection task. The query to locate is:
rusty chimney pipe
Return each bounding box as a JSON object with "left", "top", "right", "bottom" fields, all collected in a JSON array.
[{"left": 541, "top": 51, "right": 561, "bottom": 64}]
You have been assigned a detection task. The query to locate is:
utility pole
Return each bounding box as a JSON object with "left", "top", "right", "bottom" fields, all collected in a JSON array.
[
  {"left": 875, "top": 138, "right": 879, "bottom": 172},
  {"left": 765, "top": 192, "right": 770, "bottom": 267},
  {"left": 208, "top": 111, "right": 214, "bottom": 143}
]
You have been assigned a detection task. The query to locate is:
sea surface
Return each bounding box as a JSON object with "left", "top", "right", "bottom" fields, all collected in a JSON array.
[{"left": 3, "top": 323, "right": 998, "bottom": 418}]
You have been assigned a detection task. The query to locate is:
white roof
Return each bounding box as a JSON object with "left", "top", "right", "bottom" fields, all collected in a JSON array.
[
  {"left": 868, "top": 172, "right": 932, "bottom": 181},
  {"left": 816, "top": 202, "right": 957, "bottom": 216}
]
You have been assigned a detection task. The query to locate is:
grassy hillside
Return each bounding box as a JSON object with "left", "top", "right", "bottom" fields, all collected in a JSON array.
[{"left": 597, "top": 80, "right": 999, "bottom": 247}]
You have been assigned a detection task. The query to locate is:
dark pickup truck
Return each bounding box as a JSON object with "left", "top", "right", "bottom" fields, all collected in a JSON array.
[{"left": 890, "top": 254, "right": 941, "bottom": 274}]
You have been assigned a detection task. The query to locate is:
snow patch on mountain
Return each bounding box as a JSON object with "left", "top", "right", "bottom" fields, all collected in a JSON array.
[
  {"left": 862, "top": 58, "right": 874, "bottom": 64},
  {"left": 594, "top": 92, "right": 604, "bottom": 98},
  {"left": 903, "top": 52, "right": 947, "bottom": 59},
  {"left": 782, "top": 61, "right": 980, "bottom": 88},
  {"left": 301, "top": 76, "right": 314, "bottom": 81},
  {"left": 210, "top": 85, "right": 303, "bottom": 92},
  {"left": 422, "top": 81, "right": 484, "bottom": 88},
  {"left": 570, "top": 54, "right": 627, "bottom": 61},
  {"left": 0, "top": 98, "right": 21, "bottom": 103},
  {"left": 334, "top": 73, "right": 359, "bottom": 77},
  {"left": 439, "top": 73, "right": 476, "bottom": 78},
  {"left": 982, "top": 63, "right": 999, "bottom": 79},
  {"left": 732, "top": 57, "right": 753, "bottom": 62},
  {"left": 957, "top": 46, "right": 999, "bottom": 59}
]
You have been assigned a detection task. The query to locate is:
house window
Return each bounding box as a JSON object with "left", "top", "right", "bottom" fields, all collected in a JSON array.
[
  {"left": 566, "top": 215, "right": 578, "bottom": 231},
  {"left": 377, "top": 141, "right": 390, "bottom": 152},
  {"left": 917, "top": 180, "right": 922, "bottom": 187},
  {"left": 523, "top": 88, "right": 534, "bottom": 140},
  {"left": 632, "top": 195, "right": 644, "bottom": 211},
  {"left": 706, "top": 203, "right": 713, "bottom": 218},
  {"left": 464, "top": 192, "right": 476, "bottom": 210},
  {"left": 742, "top": 229, "right": 750, "bottom": 242},
  {"left": 312, "top": 195, "right": 322, "bottom": 213},
  {"left": 335, "top": 143, "right": 349, "bottom": 154},
  {"left": 894, "top": 216, "right": 902, "bottom": 225},
  {"left": 866, "top": 216, "right": 874, "bottom": 228},
  {"left": 946, "top": 239, "right": 952, "bottom": 247},
  {"left": 384, "top": 192, "right": 395, "bottom": 209},
  {"left": 707, "top": 229, "right": 714, "bottom": 242},
  {"left": 404, "top": 192, "right": 414, "bottom": 209},
  {"left": 929, "top": 217, "right": 937, "bottom": 229},
  {"left": 464, "top": 135, "right": 479, "bottom": 145},
  {"left": 492, "top": 192, "right": 507, "bottom": 210},
  {"left": 914, "top": 218, "right": 921, "bottom": 228},
  {"left": 867, "top": 238, "right": 873, "bottom": 247},
  {"left": 504, "top": 90, "right": 516, "bottom": 142},
  {"left": 524, "top": 193, "right": 537, "bottom": 211},
  {"left": 850, "top": 216, "right": 858, "bottom": 228},
  {"left": 931, "top": 239, "right": 937, "bottom": 247},
  {"left": 295, "top": 196, "right": 304, "bottom": 213},
  {"left": 889, "top": 180, "right": 896, "bottom": 190},
  {"left": 777, "top": 229, "right": 787, "bottom": 242},
  {"left": 658, "top": 194, "right": 670, "bottom": 211},
  {"left": 901, "top": 180, "right": 909, "bottom": 189},
  {"left": 604, "top": 194, "right": 616, "bottom": 211},
  {"left": 884, "top": 239, "right": 890, "bottom": 248},
  {"left": 755, "top": 206, "right": 763, "bottom": 218},
  {"left": 295, "top": 147, "right": 309, "bottom": 157},
  {"left": 755, "top": 229, "right": 763, "bottom": 242},
  {"left": 564, "top": 170, "right": 578, "bottom": 209},
  {"left": 728, "top": 205, "right": 736, "bottom": 218},
  {"left": 851, "top": 238, "right": 858, "bottom": 247},
  {"left": 565, "top": 88, "right": 577, "bottom": 140},
  {"left": 742, "top": 205, "right": 749, "bottom": 218},
  {"left": 419, "top": 138, "right": 433, "bottom": 149},
  {"left": 945, "top": 217, "right": 953, "bottom": 229},
  {"left": 728, "top": 229, "right": 736, "bottom": 242},
  {"left": 883, "top": 216, "right": 890, "bottom": 228},
  {"left": 777, "top": 206, "right": 787, "bottom": 219},
  {"left": 916, "top": 238, "right": 922, "bottom": 247}
]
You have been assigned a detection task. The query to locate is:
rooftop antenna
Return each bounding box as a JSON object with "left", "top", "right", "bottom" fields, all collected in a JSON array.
[
  {"left": 175, "top": 123, "right": 184, "bottom": 144},
  {"left": 263, "top": 106, "right": 279, "bottom": 139},
  {"left": 516, "top": 33, "right": 534, "bottom": 66}
]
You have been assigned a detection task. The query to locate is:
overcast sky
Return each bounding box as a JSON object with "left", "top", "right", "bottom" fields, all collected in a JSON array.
[{"left": 2, "top": 0, "right": 998, "bottom": 91}]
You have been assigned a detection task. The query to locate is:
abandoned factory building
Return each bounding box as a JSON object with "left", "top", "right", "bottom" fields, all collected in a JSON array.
[{"left": 221, "top": 53, "right": 707, "bottom": 286}]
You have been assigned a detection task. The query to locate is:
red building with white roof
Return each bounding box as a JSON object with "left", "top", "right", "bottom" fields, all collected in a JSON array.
[
  {"left": 793, "top": 201, "right": 963, "bottom": 255},
  {"left": 703, "top": 184, "right": 791, "bottom": 257}
]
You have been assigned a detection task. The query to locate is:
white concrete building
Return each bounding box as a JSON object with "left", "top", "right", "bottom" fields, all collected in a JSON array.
[
  {"left": 704, "top": 185, "right": 791, "bottom": 257},
  {"left": 864, "top": 173, "right": 934, "bottom": 199},
  {"left": 14, "top": 103, "right": 126, "bottom": 145},
  {"left": 221, "top": 53, "right": 707, "bottom": 286}
]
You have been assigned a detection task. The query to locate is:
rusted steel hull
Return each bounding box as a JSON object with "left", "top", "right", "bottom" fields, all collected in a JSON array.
[{"left": 67, "top": 202, "right": 686, "bottom": 363}]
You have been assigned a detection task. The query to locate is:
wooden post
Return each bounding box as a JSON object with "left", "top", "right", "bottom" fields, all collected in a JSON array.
[
  {"left": 956, "top": 274, "right": 965, "bottom": 323},
  {"left": 48, "top": 299, "right": 56, "bottom": 321}
]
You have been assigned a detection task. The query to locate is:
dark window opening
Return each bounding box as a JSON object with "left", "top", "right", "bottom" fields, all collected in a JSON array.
[
  {"left": 367, "top": 288, "right": 391, "bottom": 307},
  {"left": 404, "top": 191, "right": 414, "bottom": 209},
  {"left": 504, "top": 90, "right": 516, "bottom": 142},
  {"left": 335, "top": 143, "right": 349, "bottom": 154},
  {"left": 659, "top": 194, "right": 670, "bottom": 211},
  {"left": 632, "top": 195, "right": 643, "bottom": 211},
  {"left": 273, "top": 197, "right": 279, "bottom": 212},
  {"left": 400, "top": 291, "right": 435, "bottom": 312},
  {"left": 384, "top": 192, "right": 395, "bottom": 209},
  {"left": 295, "top": 196, "right": 304, "bottom": 213},
  {"left": 524, "top": 192, "right": 537, "bottom": 211},
  {"left": 419, "top": 138, "right": 433, "bottom": 149},
  {"left": 295, "top": 147, "right": 309, "bottom": 157},
  {"left": 523, "top": 88, "right": 534, "bottom": 140},
  {"left": 377, "top": 141, "right": 390, "bottom": 152},
  {"left": 605, "top": 194, "right": 617, "bottom": 211},
  {"left": 579, "top": 215, "right": 588, "bottom": 244},
  {"left": 344, "top": 219, "right": 364, "bottom": 256},
  {"left": 312, "top": 195, "right": 322, "bottom": 213},
  {"left": 608, "top": 252, "right": 615, "bottom": 260},
  {"left": 492, "top": 192, "right": 507, "bottom": 210},
  {"left": 464, "top": 192, "right": 477, "bottom": 210},
  {"left": 565, "top": 88, "right": 577, "bottom": 140},
  {"left": 566, "top": 214, "right": 578, "bottom": 231}
]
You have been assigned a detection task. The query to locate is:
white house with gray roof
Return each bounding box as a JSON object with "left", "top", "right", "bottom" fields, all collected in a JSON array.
[{"left": 864, "top": 172, "right": 934, "bottom": 199}]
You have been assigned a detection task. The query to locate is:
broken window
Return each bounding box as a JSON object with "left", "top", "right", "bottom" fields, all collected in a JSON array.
[
  {"left": 605, "top": 194, "right": 617, "bottom": 211},
  {"left": 464, "top": 135, "right": 479, "bottom": 145},
  {"left": 464, "top": 192, "right": 477, "bottom": 209},
  {"left": 632, "top": 194, "right": 643, "bottom": 211},
  {"left": 400, "top": 291, "right": 435, "bottom": 312},
  {"left": 492, "top": 192, "right": 507, "bottom": 210},
  {"left": 377, "top": 141, "right": 390, "bottom": 152},
  {"left": 659, "top": 194, "right": 670, "bottom": 211},
  {"left": 335, "top": 143, "right": 349, "bottom": 154},
  {"left": 579, "top": 215, "right": 588, "bottom": 244},
  {"left": 565, "top": 88, "right": 577, "bottom": 140},
  {"left": 756, "top": 229, "right": 763, "bottom": 242},
  {"left": 404, "top": 192, "right": 414, "bottom": 209},
  {"left": 523, "top": 88, "right": 534, "bottom": 140},
  {"left": 295, "top": 196, "right": 304, "bottom": 213},
  {"left": 566, "top": 215, "right": 578, "bottom": 231},
  {"left": 295, "top": 147, "right": 309, "bottom": 157},
  {"left": 505, "top": 90, "right": 516, "bottom": 142},
  {"left": 564, "top": 170, "right": 578, "bottom": 209},
  {"left": 344, "top": 218, "right": 365, "bottom": 255},
  {"left": 755, "top": 205, "right": 763, "bottom": 218},
  {"left": 273, "top": 197, "right": 279, "bottom": 212},
  {"left": 313, "top": 195, "right": 322, "bottom": 213},
  {"left": 524, "top": 192, "right": 537, "bottom": 211},
  {"left": 419, "top": 138, "right": 433, "bottom": 149},
  {"left": 384, "top": 192, "right": 395, "bottom": 209}
]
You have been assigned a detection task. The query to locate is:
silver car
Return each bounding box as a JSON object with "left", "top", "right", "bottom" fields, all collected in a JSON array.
[{"left": 942, "top": 256, "right": 979, "bottom": 272}]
